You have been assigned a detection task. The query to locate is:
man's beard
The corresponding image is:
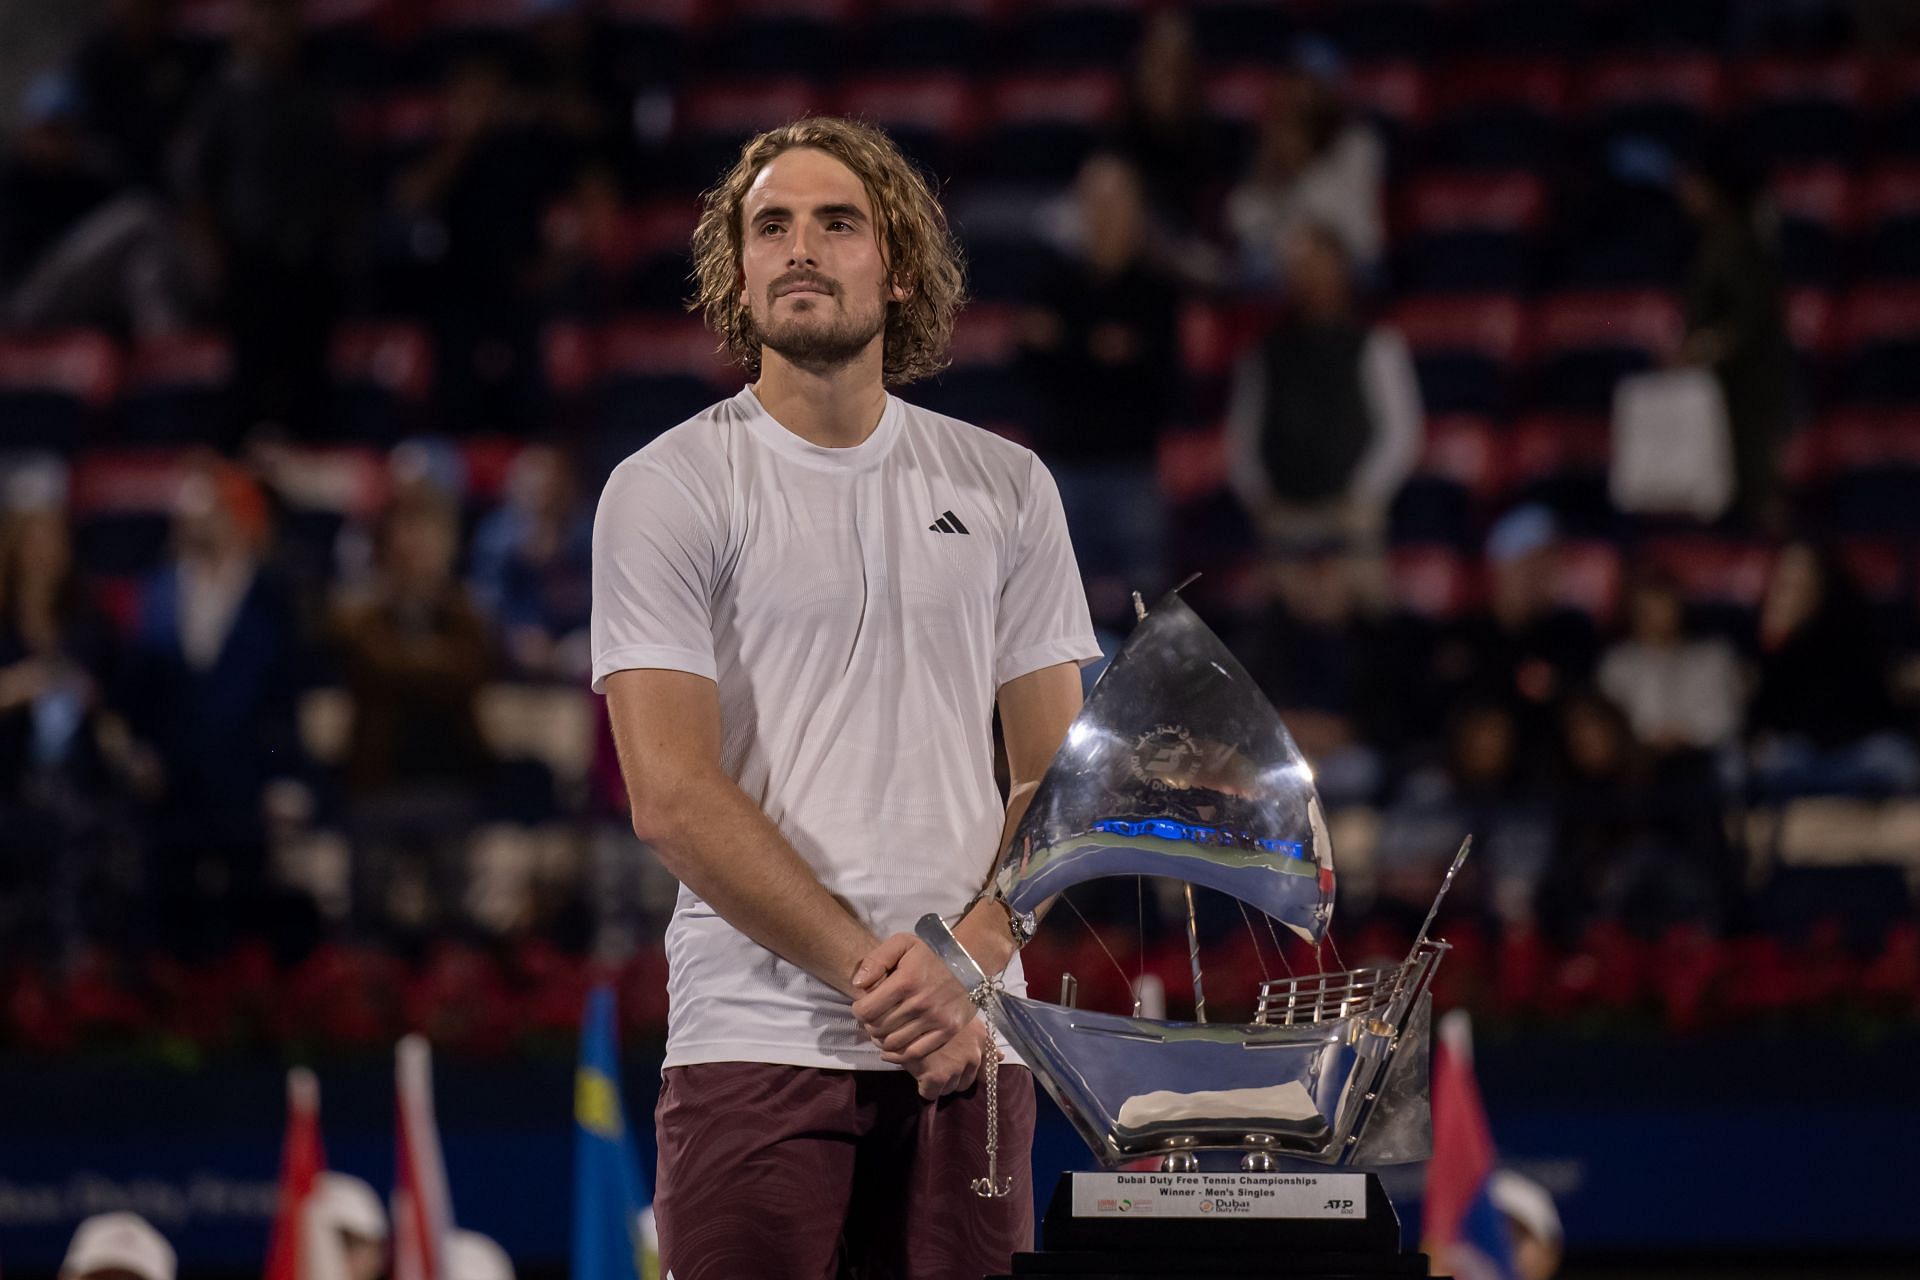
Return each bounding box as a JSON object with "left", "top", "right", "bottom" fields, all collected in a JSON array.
[{"left": 755, "top": 291, "right": 887, "bottom": 374}]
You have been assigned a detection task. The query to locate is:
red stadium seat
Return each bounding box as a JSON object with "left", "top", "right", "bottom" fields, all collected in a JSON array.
[
  {"left": 0, "top": 332, "right": 122, "bottom": 453},
  {"left": 1529, "top": 290, "right": 1681, "bottom": 415},
  {"left": 1431, "top": 60, "right": 1571, "bottom": 169},
  {"left": 1390, "top": 296, "right": 1526, "bottom": 416},
  {"left": 1858, "top": 166, "right": 1920, "bottom": 280},
  {"left": 1390, "top": 545, "right": 1479, "bottom": 619},
  {"left": 1343, "top": 60, "right": 1432, "bottom": 139},
  {"left": 679, "top": 79, "right": 823, "bottom": 139},
  {"left": 331, "top": 322, "right": 435, "bottom": 443},
  {"left": 1835, "top": 286, "right": 1920, "bottom": 405},
  {"left": 1582, "top": 54, "right": 1725, "bottom": 149},
  {"left": 1157, "top": 428, "right": 1228, "bottom": 505},
  {"left": 836, "top": 73, "right": 979, "bottom": 172},
  {"left": 1418, "top": 414, "right": 1502, "bottom": 502},
  {"left": 1554, "top": 539, "right": 1623, "bottom": 625},
  {"left": 68, "top": 448, "right": 192, "bottom": 581},
  {"left": 1640, "top": 536, "right": 1774, "bottom": 610},
  {"left": 1771, "top": 165, "right": 1855, "bottom": 286},
  {"left": 1735, "top": 56, "right": 1871, "bottom": 165},
  {"left": 977, "top": 70, "right": 1123, "bottom": 181},
  {"left": 122, "top": 332, "right": 233, "bottom": 445},
  {"left": 1396, "top": 171, "right": 1548, "bottom": 294}
]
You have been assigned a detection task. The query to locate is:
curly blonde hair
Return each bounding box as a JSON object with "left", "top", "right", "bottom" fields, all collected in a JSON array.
[{"left": 689, "top": 117, "right": 966, "bottom": 387}]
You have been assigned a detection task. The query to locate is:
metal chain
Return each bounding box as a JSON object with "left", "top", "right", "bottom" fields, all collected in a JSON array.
[{"left": 968, "top": 979, "right": 1012, "bottom": 1199}]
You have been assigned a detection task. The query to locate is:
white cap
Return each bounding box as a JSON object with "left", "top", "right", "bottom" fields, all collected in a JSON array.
[
  {"left": 312, "top": 1173, "right": 389, "bottom": 1241},
  {"left": 61, "top": 1213, "right": 177, "bottom": 1280},
  {"left": 446, "top": 1231, "right": 513, "bottom": 1280},
  {"left": 1489, "top": 1169, "right": 1562, "bottom": 1246}
]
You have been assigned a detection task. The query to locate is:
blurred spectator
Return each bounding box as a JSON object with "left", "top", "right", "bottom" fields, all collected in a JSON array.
[
  {"left": 1, "top": 72, "right": 186, "bottom": 337},
  {"left": 468, "top": 445, "right": 592, "bottom": 680},
  {"left": 1429, "top": 506, "right": 1599, "bottom": 765},
  {"left": 393, "top": 56, "right": 572, "bottom": 433},
  {"left": 121, "top": 457, "right": 307, "bottom": 957},
  {"left": 1224, "top": 46, "right": 1385, "bottom": 288},
  {"left": 1489, "top": 1170, "right": 1563, "bottom": 1280},
  {"left": 1748, "top": 542, "right": 1919, "bottom": 795},
  {"left": 0, "top": 465, "right": 134, "bottom": 962},
  {"left": 1374, "top": 701, "right": 1552, "bottom": 930},
  {"left": 332, "top": 489, "right": 494, "bottom": 935},
  {"left": 175, "top": 0, "right": 351, "bottom": 442},
  {"left": 1019, "top": 152, "right": 1180, "bottom": 624},
  {"left": 1225, "top": 222, "right": 1422, "bottom": 562},
  {"left": 1107, "top": 10, "right": 1223, "bottom": 244},
  {"left": 69, "top": 0, "right": 197, "bottom": 191},
  {"left": 1537, "top": 690, "right": 1727, "bottom": 943},
  {"left": 1235, "top": 537, "right": 1399, "bottom": 803},
  {"left": 524, "top": 0, "right": 624, "bottom": 165},
  {"left": 1598, "top": 571, "right": 1744, "bottom": 755},
  {"left": 311, "top": 1172, "right": 388, "bottom": 1280},
  {"left": 60, "top": 1212, "right": 175, "bottom": 1280},
  {"left": 1675, "top": 151, "right": 1795, "bottom": 531},
  {"left": 446, "top": 1230, "right": 514, "bottom": 1280}
]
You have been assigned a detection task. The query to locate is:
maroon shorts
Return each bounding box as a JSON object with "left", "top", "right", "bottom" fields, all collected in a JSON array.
[{"left": 653, "top": 1061, "right": 1036, "bottom": 1280}]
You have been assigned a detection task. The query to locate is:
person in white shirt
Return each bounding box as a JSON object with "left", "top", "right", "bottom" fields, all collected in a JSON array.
[{"left": 591, "top": 117, "right": 1098, "bottom": 1280}]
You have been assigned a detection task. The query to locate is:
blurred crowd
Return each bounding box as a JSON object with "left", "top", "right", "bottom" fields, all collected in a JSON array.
[{"left": 3, "top": 0, "right": 1920, "bottom": 1036}]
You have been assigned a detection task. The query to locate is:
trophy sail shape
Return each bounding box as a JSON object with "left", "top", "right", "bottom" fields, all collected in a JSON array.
[
  {"left": 918, "top": 589, "right": 1457, "bottom": 1171},
  {"left": 990, "top": 591, "right": 1335, "bottom": 943}
]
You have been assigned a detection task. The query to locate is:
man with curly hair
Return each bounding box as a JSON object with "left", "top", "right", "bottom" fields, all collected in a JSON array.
[{"left": 590, "top": 117, "right": 1098, "bottom": 1278}]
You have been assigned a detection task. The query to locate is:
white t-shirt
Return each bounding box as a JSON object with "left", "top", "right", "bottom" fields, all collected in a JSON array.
[{"left": 591, "top": 386, "right": 1100, "bottom": 1070}]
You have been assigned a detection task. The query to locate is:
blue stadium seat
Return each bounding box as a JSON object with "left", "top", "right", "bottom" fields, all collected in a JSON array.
[
  {"left": 1188, "top": 0, "right": 1296, "bottom": 65},
  {"left": 605, "top": 0, "right": 699, "bottom": 87},
  {"left": 1390, "top": 296, "right": 1526, "bottom": 418},
  {"left": 698, "top": 0, "right": 854, "bottom": 78},
  {"left": 1322, "top": 0, "right": 1443, "bottom": 62},
  {"left": 859, "top": 0, "right": 992, "bottom": 73},
  {"left": 1004, "top": 0, "right": 1146, "bottom": 71}
]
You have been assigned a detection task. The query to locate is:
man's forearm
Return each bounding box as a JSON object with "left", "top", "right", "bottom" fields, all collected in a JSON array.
[
  {"left": 645, "top": 773, "right": 881, "bottom": 999},
  {"left": 951, "top": 778, "right": 1050, "bottom": 978}
]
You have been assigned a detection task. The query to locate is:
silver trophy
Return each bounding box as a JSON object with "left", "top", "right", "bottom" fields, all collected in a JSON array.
[{"left": 918, "top": 590, "right": 1468, "bottom": 1180}]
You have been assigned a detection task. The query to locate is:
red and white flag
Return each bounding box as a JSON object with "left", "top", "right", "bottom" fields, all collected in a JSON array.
[
  {"left": 391, "top": 1035, "right": 456, "bottom": 1280},
  {"left": 265, "top": 1068, "right": 327, "bottom": 1280}
]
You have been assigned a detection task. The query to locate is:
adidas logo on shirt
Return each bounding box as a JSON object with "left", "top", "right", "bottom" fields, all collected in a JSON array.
[{"left": 927, "top": 509, "right": 970, "bottom": 534}]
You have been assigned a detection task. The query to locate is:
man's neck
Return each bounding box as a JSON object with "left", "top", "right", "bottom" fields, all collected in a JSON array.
[{"left": 751, "top": 346, "right": 890, "bottom": 450}]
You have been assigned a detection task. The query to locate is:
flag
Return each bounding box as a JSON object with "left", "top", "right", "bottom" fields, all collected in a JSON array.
[
  {"left": 265, "top": 1068, "right": 327, "bottom": 1280},
  {"left": 571, "top": 985, "right": 655, "bottom": 1280},
  {"left": 1422, "top": 1010, "right": 1518, "bottom": 1280},
  {"left": 392, "top": 1035, "right": 456, "bottom": 1280}
]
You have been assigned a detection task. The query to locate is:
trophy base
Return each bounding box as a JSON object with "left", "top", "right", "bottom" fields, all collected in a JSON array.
[{"left": 992, "top": 1172, "right": 1448, "bottom": 1279}]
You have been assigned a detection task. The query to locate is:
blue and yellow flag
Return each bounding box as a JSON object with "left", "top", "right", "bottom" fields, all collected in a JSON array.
[{"left": 572, "top": 985, "right": 655, "bottom": 1280}]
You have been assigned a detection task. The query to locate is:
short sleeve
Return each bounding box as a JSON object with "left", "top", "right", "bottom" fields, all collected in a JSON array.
[
  {"left": 994, "top": 452, "right": 1102, "bottom": 687},
  {"left": 590, "top": 456, "right": 724, "bottom": 693}
]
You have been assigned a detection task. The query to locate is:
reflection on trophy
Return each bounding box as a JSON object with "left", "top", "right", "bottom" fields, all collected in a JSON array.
[{"left": 919, "top": 589, "right": 1471, "bottom": 1268}]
